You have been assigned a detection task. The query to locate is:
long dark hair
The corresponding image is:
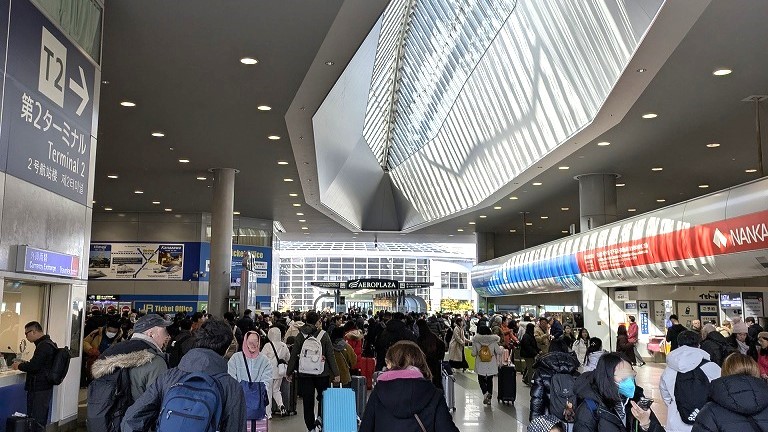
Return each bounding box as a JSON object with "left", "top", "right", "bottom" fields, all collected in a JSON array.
[
  {"left": 525, "top": 322, "right": 535, "bottom": 336},
  {"left": 585, "top": 337, "right": 603, "bottom": 364},
  {"left": 617, "top": 325, "right": 628, "bottom": 337},
  {"left": 579, "top": 328, "right": 590, "bottom": 341},
  {"left": 416, "top": 319, "right": 440, "bottom": 354},
  {"left": 591, "top": 352, "right": 627, "bottom": 406}
]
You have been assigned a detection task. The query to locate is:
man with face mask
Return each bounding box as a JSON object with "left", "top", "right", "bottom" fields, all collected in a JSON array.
[
  {"left": 91, "top": 314, "right": 171, "bottom": 401},
  {"left": 83, "top": 319, "right": 124, "bottom": 381}
]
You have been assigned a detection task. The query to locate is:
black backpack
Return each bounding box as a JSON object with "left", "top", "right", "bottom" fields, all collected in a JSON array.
[
  {"left": 168, "top": 333, "right": 193, "bottom": 368},
  {"left": 47, "top": 344, "right": 71, "bottom": 385},
  {"left": 675, "top": 359, "right": 710, "bottom": 425},
  {"left": 86, "top": 367, "right": 133, "bottom": 432},
  {"left": 550, "top": 373, "right": 578, "bottom": 423}
]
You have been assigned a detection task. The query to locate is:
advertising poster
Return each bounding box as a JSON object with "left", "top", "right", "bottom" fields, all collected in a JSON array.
[
  {"left": 88, "top": 243, "right": 184, "bottom": 280},
  {"left": 699, "top": 303, "right": 719, "bottom": 326},
  {"left": 653, "top": 300, "right": 667, "bottom": 330},
  {"left": 743, "top": 292, "right": 765, "bottom": 320},
  {"left": 638, "top": 301, "right": 650, "bottom": 335},
  {"left": 677, "top": 302, "right": 699, "bottom": 328}
]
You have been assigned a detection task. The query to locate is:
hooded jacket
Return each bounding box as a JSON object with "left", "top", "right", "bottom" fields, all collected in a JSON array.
[
  {"left": 573, "top": 372, "right": 664, "bottom": 432},
  {"left": 530, "top": 351, "right": 580, "bottom": 420},
  {"left": 121, "top": 348, "right": 246, "bottom": 432},
  {"left": 284, "top": 320, "right": 304, "bottom": 342},
  {"left": 375, "top": 319, "right": 417, "bottom": 371},
  {"left": 344, "top": 328, "right": 364, "bottom": 360},
  {"left": 332, "top": 338, "right": 357, "bottom": 385},
  {"left": 659, "top": 346, "right": 721, "bottom": 432},
  {"left": 691, "top": 375, "right": 768, "bottom": 432},
  {"left": 93, "top": 336, "right": 168, "bottom": 401},
  {"left": 359, "top": 372, "right": 459, "bottom": 432},
  {"left": 286, "top": 324, "right": 339, "bottom": 378},
  {"left": 261, "top": 327, "right": 290, "bottom": 378},
  {"left": 470, "top": 334, "right": 505, "bottom": 376},
  {"left": 227, "top": 350, "right": 273, "bottom": 384},
  {"left": 83, "top": 327, "right": 124, "bottom": 356},
  {"left": 699, "top": 331, "right": 736, "bottom": 366}
]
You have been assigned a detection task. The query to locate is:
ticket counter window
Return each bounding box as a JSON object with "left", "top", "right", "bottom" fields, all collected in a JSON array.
[{"left": 0, "top": 281, "right": 47, "bottom": 366}]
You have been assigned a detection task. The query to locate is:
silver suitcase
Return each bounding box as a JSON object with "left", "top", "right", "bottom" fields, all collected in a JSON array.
[
  {"left": 442, "top": 369, "right": 456, "bottom": 412},
  {"left": 350, "top": 375, "right": 367, "bottom": 416}
]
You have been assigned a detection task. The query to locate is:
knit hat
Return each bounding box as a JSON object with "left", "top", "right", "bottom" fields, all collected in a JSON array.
[
  {"left": 732, "top": 318, "right": 748, "bottom": 334},
  {"left": 701, "top": 323, "right": 717, "bottom": 338},
  {"left": 528, "top": 415, "right": 564, "bottom": 432}
]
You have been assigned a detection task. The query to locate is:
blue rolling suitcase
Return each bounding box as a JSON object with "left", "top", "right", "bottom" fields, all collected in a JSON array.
[{"left": 322, "top": 384, "right": 357, "bottom": 432}]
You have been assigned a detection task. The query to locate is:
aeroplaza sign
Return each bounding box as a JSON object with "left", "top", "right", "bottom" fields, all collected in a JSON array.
[{"left": 346, "top": 279, "right": 400, "bottom": 289}]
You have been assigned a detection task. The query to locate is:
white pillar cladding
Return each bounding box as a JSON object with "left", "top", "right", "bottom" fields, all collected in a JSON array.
[
  {"left": 581, "top": 277, "right": 623, "bottom": 351},
  {"left": 209, "top": 168, "right": 236, "bottom": 317},
  {"left": 576, "top": 173, "right": 618, "bottom": 232}
]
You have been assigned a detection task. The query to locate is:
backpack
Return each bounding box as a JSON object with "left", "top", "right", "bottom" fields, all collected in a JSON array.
[
  {"left": 156, "top": 372, "right": 225, "bottom": 432},
  {"left": 86, "top": 367, "right": 133, "bottom": 432},
  {"left": 675, "top": 359, "right": 711, "bottom": 425},
  {"left": 47, "top": 343, "right": 71, "bottom": 385},
  {"left": 298, "top": 330, "right": 326, "bottom": 375},
  {"left": 550, "top": 373, "right": 578, "bottom": 423},
  {"left": 168, "top": 333, "right": 193, "bottom": 368},
  {"left": 479, "top": 344, "right": 493, "bottom": 362}
]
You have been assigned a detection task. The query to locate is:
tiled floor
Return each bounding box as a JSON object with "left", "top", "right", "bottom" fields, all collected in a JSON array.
[{"left": 75, "top": 362, "right": 668, "bottom": 431}]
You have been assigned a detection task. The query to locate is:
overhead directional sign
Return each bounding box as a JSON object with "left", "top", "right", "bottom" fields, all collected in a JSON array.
[
  {"left": 310, "top": 279, "right": 434, "bottom": 290},
  {"left": 1, "top": 0, "right": 98, "bottom": 205}
]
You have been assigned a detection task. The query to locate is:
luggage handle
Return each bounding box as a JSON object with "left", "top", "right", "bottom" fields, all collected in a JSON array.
[{"left": 331, "top": 382, "right": 344, "bottom": 388}]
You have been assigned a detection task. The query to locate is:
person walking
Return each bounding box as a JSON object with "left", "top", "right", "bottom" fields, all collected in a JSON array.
[
  {"left": 82, "top": 319, "right": 124, "bottom": 381},
  {"left": 628, "top": 316, "right": 645, "bottom": 366},
  {"left": 529, "top": 338, "right": 580, "bottom": 423},
  {"left": 666, "top": 315, "right": 687, "bottom": 351},
  {"left": 416, "top": 319, "right": 446, "bottom": 390},
  {"left": 471, "top": 326, "right": 504, "bottom": 406},
  {"left": 11, "top": 322, "right": 57, "bottom": 426},
  {"left": 573, "top": 329, "right": 591, "bottom": 369},
  {"left": 692, "top": 353, "right": 768, "bottom": 431},
  {"left": 374, "top": 312, "right": 417, "bottom": 371},
  {"left": 521, "top": 323, "right": 541, "bottom": 386},
  {"left": 616, "top": 325, "right": 636, "bottom": 365},
  {"left": 536, "top": 318, "right": 551, "bottom": 353},
  {"left": 262, "top": 326, "right": 291, "bottom": 416},
  {"left": 331, "top": 327, "right": 357, "bottom": 387},
  {"left": 448, "top": 318, "right": 469, "bottom": 372}
]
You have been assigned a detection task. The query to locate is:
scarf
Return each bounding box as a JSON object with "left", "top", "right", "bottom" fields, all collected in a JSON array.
[
  {"left": 737, "top": 338, "right": 750, "bottom": 355},
  {"left": 244, "top": 331, "right": 261, "bottom": 359}
]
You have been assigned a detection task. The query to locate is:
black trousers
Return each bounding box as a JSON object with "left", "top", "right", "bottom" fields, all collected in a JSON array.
[
  {"left": 27, "top": 388, "right": 53, "bottom": 426},
  {"left": 298, "top": 376, "right": 330, "bottom": 430},
  {"left": 478, "top": 374, "right": 494, "bottom": 396}
]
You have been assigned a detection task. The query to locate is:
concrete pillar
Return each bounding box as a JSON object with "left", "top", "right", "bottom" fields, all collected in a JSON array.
[
  {"left": 576, "top": 174, "right": 618, "bottom": 232},
  {"left": 209, "top": 168, "right": 236, "bottom": 317},
  {"left": 582, "top": 277, "right": 623, "bottom": 351},
  {"left": 476, "top": 232, "right": 495, "bottom": 263}
]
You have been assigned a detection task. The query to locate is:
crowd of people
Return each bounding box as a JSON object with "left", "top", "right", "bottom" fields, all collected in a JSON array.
[{"left": 12, "top": 307, "right": 768, "bottom": 432}]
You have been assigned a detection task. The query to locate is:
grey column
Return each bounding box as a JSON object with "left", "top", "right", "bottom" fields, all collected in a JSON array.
[
  {"left": 476, "top": 232, "right": 495, "bottom": 263},
  {"left": 209, "top": 168, "right": 236, "bottom": 317},
  {"left": 576, "top": 174, "right": 618, "bottom": 232}
]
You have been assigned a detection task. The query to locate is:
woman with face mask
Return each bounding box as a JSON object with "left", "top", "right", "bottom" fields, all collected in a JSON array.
[{"left": 573, "top": 353, "right": 665, "bottom": 432}]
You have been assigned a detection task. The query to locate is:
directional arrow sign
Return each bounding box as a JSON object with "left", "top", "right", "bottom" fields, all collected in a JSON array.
[{"left": 69, "top": 66, "right": 90, "bottom": 116}]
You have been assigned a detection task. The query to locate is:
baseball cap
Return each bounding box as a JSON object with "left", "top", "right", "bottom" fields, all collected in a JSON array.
[{"left": 133, "top": 314, "right": 173, "bottom": 333}]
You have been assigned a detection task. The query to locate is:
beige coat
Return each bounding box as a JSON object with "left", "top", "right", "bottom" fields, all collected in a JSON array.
[
  {"left": 448, "top": 325, "right": 467, "bottom": 362},
  {"left": 534, "top": 324, "right": 550, "bottom": 353}
]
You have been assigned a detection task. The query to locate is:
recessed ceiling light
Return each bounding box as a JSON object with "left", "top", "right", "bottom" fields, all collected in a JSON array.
[
  {"left": 240, "top": 57, "right": 258, "bottom": 65},
  {"left": 558, "top": 166, "right": 569, "bottom": 170},
  {"left": 178, "top": 159, "right": 190, "bottom": 163},
  {"left": 152, "top": 201, "right": 160, "bottom": 205},
  {"left": 656, "top": 199, "right": 666, "bottom": 203},
  {"left": 257, "top": 105, "right": 272, "bottom": 111},
  {"left": 283, "top": 178, "right": 294, "bottom": 182},
  {"left": 292, "top": 203, "right": 301, "bottom": 207},
  {"left": 325, "top": 61, "right": 335, "bottom": 66},
  {"left": 164, "top": 208, "right": 172, "bottom": 212},
  {"left": 712, "top": 68, "right": 732, "bottom": 76},
  {"left": 597, "top": 141, "right": 611, "bottom": 146},
  {"left": 299, "top": 219, "right": 306, "bottom": 223},
  {"left": 745, "top": 169, "right": 758, "bottom": 173},
  {"left": 562, "top": 230, "right": 569, "bottom": 234},
  {"left": 303, "top": 232, "right": 310, "bottom": 235},
  {"left": 277, "top": 161, "right": 289, "bottom": 165},
  {"left": 104, "top": 207, "right": 113, "bottom": 211},
  {"left": 296, "top": 212, "right": 304, "bottom": 216},
  {"left": 561, "top": 207, "right": 569, "bottom": 211},
  {"left": 540, "top": 216, "right": 549, "bottom": 219},
  {"left": 151, "top": 132, "right": 165, "bottom": 137},
  {"left": 642, "top": 113, "right": 658, "bottom": 119},
  {"left": 479, "top": 215, "right": 487, "bottom": 218},
  {"left": 196, "top": 176, "right": 207, "bottom": 180},
  {"left": 92, "top": 200, "right": 96, "bottom": 204},
  {"left": 134, "top": 190, "right": 143, "bottom": 194},
  {"left": 509, "top": 229, "right": 516, "bottom": 233},
  {"left": 651, "top": 167, "right": 663, "bottom": 171},
  {"left": 301, "top": 226, "right": 309, "bottom": 230},
  {"left": 636, "top": 68, "right": 647, "bottom": 73},
  {"left": 699, "top": 184, "right": 709, "bottom": 188},
  {"left": 268, "top": 135, "right": 281, "bottom": 140},
  {"left": 628, "top": 208, "right": 637, "bottom": 212},
  {"left": 448, "top": 234, "right": 454, "bottom": 237},
  {"left": 101, "top": 80, "right": 110, "bottom": 85},
  {"left": 289, "top": 193, "right": 298, "bottom": 197},
  {"left": 107, "top": 175, "right": 118, "bottom": 179},
  {"left": 233, "top": 211, "right": 240, "bottom": 215},
  {"left": 525, "top": 222, "right": 533, "bottom": 226},
  {"left": 457, "top": 228, "right": 464, "bottom": 232},
  {"left": 616, "top": 183, "right": 626, "bottom": 187},
  {"left": 120, "top": 101, "right": 136, "bottom": 107},
  {"left": 532, "top": 182, "right": 543, "bottom": 186},
  {"left": 493, "top": 206, "right": 502, "bottom": 210},
  {"left": 509, "top": 196, "right": 518, "bottom": 200},
  {"left": 468, "top": 222, "right": 476, "bottom": 225},
  {"left": 706, "top": 143, "right": 720, "bottom": 148}
]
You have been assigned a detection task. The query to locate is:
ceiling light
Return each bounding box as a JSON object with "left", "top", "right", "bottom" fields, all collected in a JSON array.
[
  {"left": 532, "top": 182, "right": 543, "bottom": 186},
  {"left": 699, "top": 184, "right": 709, "bottom": 188},
  {"left": 468, "top": 222, "right": 476, "bottom": 225},
  {"left": 651, "top": 167, "right": 663, "bottom": 172},
  {"left": 493, "top": 206, "right": 502, "bottom": 210},
  {"left": 120, "top": 101, "right": 136, "bottom": 107},
  {"left": 561, "top": 207, "right": 569, "bottom": 211},
  {"left": 299, "top": 219, "right": 306, "bottom": 223},
  {"left": 525, "top": 222, "right": 533, "bottom": 226},
  {"left": 509, "top": 196, "right": 518, "bottom": 200},
  {"left": 104, "top": 207, "right": 113, "bottom": 211},
  {"left": 196, "top": 176, "right": 207, "bottom": 180},
  {"left": 107, "top": 175, "right": 118, "bottom": 179},
  {"left": 628, "top": 208, "right": 637, "bottom": 212},
  {"left": 457, "top": 229, "right": 464, "bottom": 232},
  {"left": 240, "top": 57, "right": 258, "bottom": 65},
  {"left": 178, "top": 159, "right": 190, "bottom": 163},
  {"left": 92, "top": 200, "right": 96, "bottom": 204},
  {"left": 558, "top": 166, "right": 569, "bottom": 170},
  {"left": 642, "top": 113, "right": 658, "bottom": 119},
  {"left": 268, "top": 135, "right": 281, "bottom": 140},
  {"left": 303, "top": 232, "right": 310, "bottom": 235},
  {"left": 509, "top": 229, "right": 516, "bottom": 233},
  {"left": 745, "top": 169, "right": 758, "bottom": 173},
  {"left": 289, "top": 193, "right": 298, "bottom": 197},
  {"left": 292, "top": 203, "right": 301, "bottom": 207},
  {"left": 151, "top": 132, "right": 165, "bottom": 137},
  {"left": 277, "top": 161, "right": 289, "bottom": 165},
  {"left": 479, "top": 215, "right": 487, "bottom": 219},
  {"left": 283, "top": 178, "right": 294, "bottom": 182},
  {"left": 656, "top": 199, "right": 666, "bottom": 203},
  {"left": 706, "top": 143, "right": 720, "bottom": 148},
  {"left": 164, "top": 208, "right": 172, "bottom": 212},
  {"left": 616, "top": 183, "right": 626, "bottom": 187},
  {"left": 257, "top": 105, "right": 271, "bottom": 111},
  {"left": 448, "top": 234, "right": 454, "bottom": 237},
  {"left": 233, "top": 211, "right": 240, "bottom": 215},
  {"left": 134, "top": 190, "right": 143, "bottom": 194},
  {"left": 152, "top": 201, "right": 160, "bottom": 205},
  {"left": 597, "top": 141, "right": 611, "bottom": 146},
  {"left": 712, "top": 68, "right": 732, "bottom": 76},
  {"left": 325, "top": 61, "right": 335, "bottom": 66},
  {"left": 296, "top": 212, "right": 304, "bottom": 216},
  {"left": 636, "top": 68, "right": 647, "bottom": 73},
  {"left": 562, "top": 230, "right": 569, "bottom": 234},
  {"left": 540, "top": 216, "right": 549, "bottom": 219}
]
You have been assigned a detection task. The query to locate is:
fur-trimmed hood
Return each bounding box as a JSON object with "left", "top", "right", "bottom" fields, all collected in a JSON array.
[
  {"left": 91, "top": 349, "right": 156, "bottom": 379},
  {"left": 345, "top": 329, "right": 363, "bottom": 341},
  {"left": 471, "top": 334, "right": 501, "bottom": 345}
]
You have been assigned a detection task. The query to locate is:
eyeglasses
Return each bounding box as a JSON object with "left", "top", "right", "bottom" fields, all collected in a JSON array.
[{"left": 24, "top": 329, "right": 34, "bottom": 335}]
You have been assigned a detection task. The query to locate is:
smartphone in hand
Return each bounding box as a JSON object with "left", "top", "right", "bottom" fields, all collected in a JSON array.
[{"left": 638, "top": 397, "right": 654, "bottom": 410}]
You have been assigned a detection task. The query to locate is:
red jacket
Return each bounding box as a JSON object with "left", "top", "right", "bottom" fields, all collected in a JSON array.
[{"left": 628, "top": 322, "right": 639, "bottom": 344}]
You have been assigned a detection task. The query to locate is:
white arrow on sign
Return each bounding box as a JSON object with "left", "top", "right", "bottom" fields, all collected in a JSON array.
[{"left": 68, "top": 66, "right": 89, "bottom": 116}]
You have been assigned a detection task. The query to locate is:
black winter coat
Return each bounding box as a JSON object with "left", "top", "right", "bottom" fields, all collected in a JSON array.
[
  {"left": 666, "top": 324, "right": 687, "bottom": 351},
  {"left": 692, "top": 374, "right": 768, "bottom": 432},
  {"left": 375, "top": 320, "right": 417, "bottom": 371},
  {"left": 573, "top": 372, "right": 664, "bottom": 432},
  {"left": 520, "top": 333, "right": 540, "bottom": 358},
  {"left": 700, "top": 331, "right": 736, "bottom": 366},
  {"left": 18, "top": 335, "right": 56, "bottom": 391},
  {"left": 529, "top": 351, "right": 580, "bottom": 421},
  {"left": 360, "top": 377, "right": 459, "bottom": 432}
]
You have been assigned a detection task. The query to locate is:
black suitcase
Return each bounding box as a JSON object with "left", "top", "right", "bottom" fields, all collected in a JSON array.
[
  {"left": 272, "top": 375, "right": 298, "bottom": 415},
  {"left": 5, "top": 417, "right": 40, "bottom": 432},
  {"left": 497, "top": 365, "right": 516, "bottom": 404},
  {"left": 350, "top": 375, "right": 367, "bottom": 416}
]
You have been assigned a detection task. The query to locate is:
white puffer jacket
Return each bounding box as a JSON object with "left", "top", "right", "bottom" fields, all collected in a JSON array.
[
  {"left": 470, "top": 334, "right": 504, "bottom": 376},
  {"left": 262, "top": 327, "right": 290, "bottom": 378},
  {"left": 660, "top": 346, "right": 721, "bottom": 432}
]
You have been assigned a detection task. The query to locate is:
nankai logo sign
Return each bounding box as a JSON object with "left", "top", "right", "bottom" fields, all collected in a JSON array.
[{"left": 347, "top": 279, "right": 400, "bottom": 289}]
